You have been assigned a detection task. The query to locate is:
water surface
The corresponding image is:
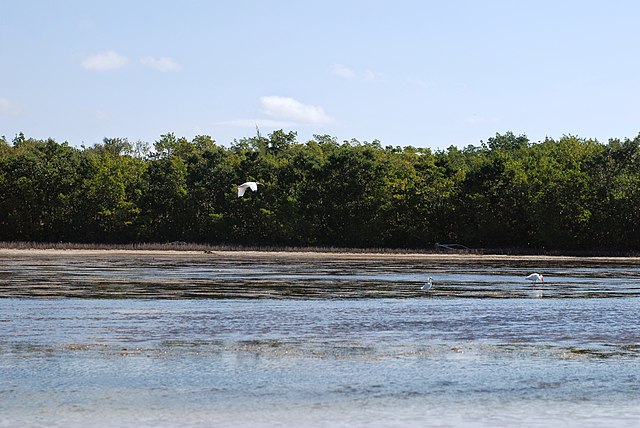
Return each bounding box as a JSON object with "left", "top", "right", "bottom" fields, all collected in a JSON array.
[{"left": 1, "top": 253, "right": 639, "bottom": 427}]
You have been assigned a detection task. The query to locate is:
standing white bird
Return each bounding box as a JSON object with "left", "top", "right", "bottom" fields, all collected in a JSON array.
[
  {"left": 422, "top": 277, "right": 434, "bottom": 291},
  {"left": 237, "top": 181, "right": 261, "bottom": 197},
  {"left": 526, "top": 273, "right": 544, "bottom": 284}
]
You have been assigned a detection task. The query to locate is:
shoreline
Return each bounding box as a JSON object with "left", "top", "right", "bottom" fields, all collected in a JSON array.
[{"left": 2, "top": 247, "right": 640, "bottom": 263}]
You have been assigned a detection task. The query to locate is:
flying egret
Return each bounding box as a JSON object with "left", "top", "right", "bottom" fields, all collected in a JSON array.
[
  {"left": 422, "top": 277, "right": 434, "bottom": 291},
  {"left": 526, "top": 273, "right": 544, "bottom": 284},
  {"left": 237, "top": 181, "right": 261, "bottom": 197}
]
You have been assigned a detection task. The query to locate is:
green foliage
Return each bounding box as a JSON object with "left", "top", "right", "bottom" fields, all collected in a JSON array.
[
  {"left": 83, "top": 140, "right": 146, "bottom": 242},
  {"left": 2, "top": 131, "right": 640, "bottom": 251}
]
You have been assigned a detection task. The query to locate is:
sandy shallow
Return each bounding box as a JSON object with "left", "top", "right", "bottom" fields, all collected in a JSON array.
[{"left": 1, "top": 247, "right": 640, "bottom": 263}]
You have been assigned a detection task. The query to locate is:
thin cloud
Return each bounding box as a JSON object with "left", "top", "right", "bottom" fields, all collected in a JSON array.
[
  {"left": 140, "top": 56, "right": 181, "bottom": 72},
  {"left": 332, "top": 64, "right": 384, "bottom": 83},
  {"left": 0, "top": 97, "right": 21, "bottom": 115},
  {"left": 260, "top": 96, "right": 332, "bottom": 125},
  {"left": 364, "top": 69, "right": 385, "bottom": 83},
  {"left": 76, "top": 18, "right": 96, "bottom": 31},
  {"left": 331, "top": 63, "right": 356, "bottom": 79},
  {"left": 406, "top": 77, "right": 430, "bottom": 88},
  {"left": 219, "top": 118, "right": 296, "bottom": 128},
  {"left": 94, "top": 110, "right": 111, "bottom": 121},
  {"left": 82, "top": 51, "right": 128, "bottom": 71},
  {"left": 466, "top": 115, "right": 482, "bottom": 125},
  {"left": 465, "top": 115, "right": 498, "bottom": 125}
]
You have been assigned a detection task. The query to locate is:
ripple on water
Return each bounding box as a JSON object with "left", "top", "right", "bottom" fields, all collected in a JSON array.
[{"left": 1, "top": 254, "right": 640, "bottom": 427}]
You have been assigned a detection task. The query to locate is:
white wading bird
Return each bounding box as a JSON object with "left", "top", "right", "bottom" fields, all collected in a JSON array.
[
  {"left": 422, "top": 277, "right": 434, "bottom": 291},
  {"left": 237, "top": 181, "right": 261, "bottom": 197},
  {"left": 526, "top": 273, "right": 544, "bottom": 284}
]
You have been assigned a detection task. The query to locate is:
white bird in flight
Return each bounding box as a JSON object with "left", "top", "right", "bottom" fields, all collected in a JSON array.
[
  {"left": 526, "top": 273, "right": 544, "bottom": 284},
  {"left": 422, "top": 277, "right": 434, "bottom": 291},
  {"left": 237, "top": 181, "right": 261, "bottom": 197}
]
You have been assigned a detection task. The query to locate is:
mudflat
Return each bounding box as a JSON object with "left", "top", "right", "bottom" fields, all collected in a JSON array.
[{"left": 1, "top": 247, "right": 640, "bottom": 263}]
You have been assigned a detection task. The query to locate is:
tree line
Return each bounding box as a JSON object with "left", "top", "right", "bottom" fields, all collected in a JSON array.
[{"left": 1, "top": 130, "right": 639, "bottom": 252}]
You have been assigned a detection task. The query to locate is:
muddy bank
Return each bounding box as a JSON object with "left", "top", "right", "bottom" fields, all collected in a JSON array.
[{"left": 2, "top": 247, "right": 640, "bottom": 264}]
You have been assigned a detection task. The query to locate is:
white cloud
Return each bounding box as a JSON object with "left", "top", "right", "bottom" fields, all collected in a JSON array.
[
  {"left": 81, "top": 51, "right": 129, "bottom": 71},
  {"left": 219, "top": 96, "right": 332, "bottom": 129},
  {"left": 331, "top": 63, "right": 356, "bottom": 79},
  {"left": 260, "top": 96, "right": 332, "bottom": 125},
  {"left": 0, "top": 97, "right": 21, "bottom": 115},
  {"left": 140, "top": 56, "right": 181, "bottom": 72}
]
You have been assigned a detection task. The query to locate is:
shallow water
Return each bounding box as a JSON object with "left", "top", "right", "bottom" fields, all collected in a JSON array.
[{"left": 1, "top": 254, "right": 640, "bottom": 427}]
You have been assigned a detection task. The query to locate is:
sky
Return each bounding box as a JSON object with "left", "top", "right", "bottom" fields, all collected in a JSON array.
[{"left": 2, "top": 0, "right": 640, "bottom": 150}]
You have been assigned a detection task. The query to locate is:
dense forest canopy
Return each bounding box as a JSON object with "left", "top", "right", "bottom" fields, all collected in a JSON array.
[{"left": 1, "top": 130, "right": 640, "bottom": 251}]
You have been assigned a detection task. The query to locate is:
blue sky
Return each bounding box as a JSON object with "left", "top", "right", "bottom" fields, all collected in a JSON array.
[{"left": 2, "top": 1, "right": 639, "bottom": 150}]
